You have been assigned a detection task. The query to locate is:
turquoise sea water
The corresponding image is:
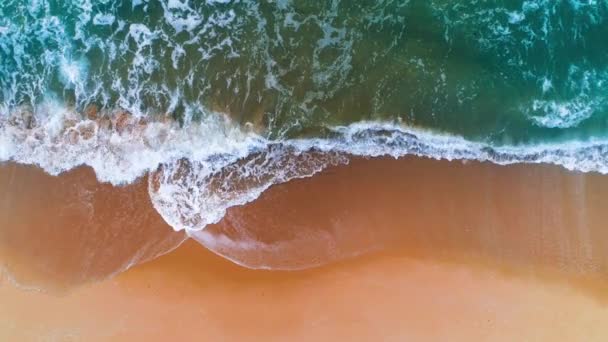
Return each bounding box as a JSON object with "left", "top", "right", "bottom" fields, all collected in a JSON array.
[
  {"left": 2, "top": 1, "right": 608, "bottom": 231},
  {"left": 2, "top": 0, "right": 608, "bottom": 143}
]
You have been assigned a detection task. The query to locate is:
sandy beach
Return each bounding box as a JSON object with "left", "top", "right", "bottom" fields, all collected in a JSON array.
[
  {"left": 2, "top": 157, "right": 608, "bottom": 340},
  {"left": 4, "top": 2, "right": 608, "bottom": 340}
]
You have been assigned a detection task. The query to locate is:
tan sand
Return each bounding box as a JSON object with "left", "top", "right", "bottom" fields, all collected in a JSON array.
[
  {"left": 2, "top": 157, "right": 608, "bottom": 340},
  {"left": 2, "top": 241, "right": 608, "bottom": 341}
]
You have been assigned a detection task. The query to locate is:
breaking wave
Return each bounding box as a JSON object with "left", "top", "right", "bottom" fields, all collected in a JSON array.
[{"left": 3, "top": 0, "right": 608, "bottom": 236}]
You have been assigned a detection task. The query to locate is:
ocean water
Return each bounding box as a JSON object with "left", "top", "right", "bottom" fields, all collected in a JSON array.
[{"left": 1, "top": 0, "right": 608, "bottom": 233}]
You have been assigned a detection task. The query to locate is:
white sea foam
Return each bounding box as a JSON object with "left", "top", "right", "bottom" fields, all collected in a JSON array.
[
  {"left": 529, "top": 98, "right": 596, "bottom": 129},
  {"left": 161, "top": 0, "right": 203, "bottom": 33},
  {"left": 3, "top": 106, "right": 608, "bottom": 233},
  {"left": 0, "top": 105, "right": 264, "bottom": 185},
  {"left": 92, "top": 14, "right": 116, "bottom": 26},
  {"left": 530, "top": 68, "right": 607, "bottom": 128}
]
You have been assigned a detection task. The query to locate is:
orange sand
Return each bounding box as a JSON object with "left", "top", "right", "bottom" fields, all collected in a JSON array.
[
  {"left": 2, "top": 241, "right": 608, "bottom": 341},
  {"left": 2, "top": 157, "right": 608, "bottom": 340}
]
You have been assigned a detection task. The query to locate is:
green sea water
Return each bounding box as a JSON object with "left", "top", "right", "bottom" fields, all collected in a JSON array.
[{"left": 2, "top": 0, "right": 608, "bottom": 144}]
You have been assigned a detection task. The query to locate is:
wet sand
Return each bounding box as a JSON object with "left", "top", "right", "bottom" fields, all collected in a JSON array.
[
  {"left": 0, "top": 164, "right": 186, "bottom": 292},
  {"left": 2, "top": 157, "right": 608, "bottom": 340}
]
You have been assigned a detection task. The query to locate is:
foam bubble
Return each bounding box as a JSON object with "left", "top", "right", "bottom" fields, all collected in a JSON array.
[
  {"left": 529, "top": 98, "right": 596, "bottom": 129},
  {"left": 507, "top": 11, "right": 525, "bottom": 24},
  {"left": 59, "top": 57, "right": 89, "bottom": 90},
  {"left": 128, "top": 24, "right": 155, "bottom": 47},
  {"left": 161, "top": 0, "right": 203, "bottom": 33},
  {"left": 0, "top": 130, "right": 13, "bottom": 160},
  {"left": 92, "top": 14, "right": 115, "bottom": 26}
]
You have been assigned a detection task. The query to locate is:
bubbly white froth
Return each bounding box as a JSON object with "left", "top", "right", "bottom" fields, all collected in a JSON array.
[{"left": 0, "top": 105, "right": 263, "bottom": 184}]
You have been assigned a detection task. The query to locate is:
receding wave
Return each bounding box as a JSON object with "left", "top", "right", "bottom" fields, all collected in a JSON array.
[
  {"left": 3, "top": 107, "right": 608, "bottom": 233},
  {"left": 6, "top": 152, "right": 608, "bottom": 289}
]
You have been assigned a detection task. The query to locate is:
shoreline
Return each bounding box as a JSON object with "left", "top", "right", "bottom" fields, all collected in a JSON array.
[{"left": 3, "top": 155, "right": 608, "bottom": 291}]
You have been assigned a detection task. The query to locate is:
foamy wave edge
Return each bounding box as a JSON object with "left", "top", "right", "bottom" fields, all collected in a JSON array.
[{"left": 2, "top": 106, "right": 608, "bottom": 233}]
